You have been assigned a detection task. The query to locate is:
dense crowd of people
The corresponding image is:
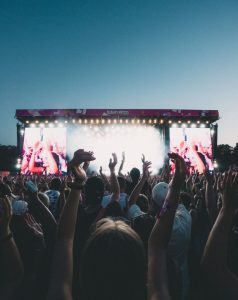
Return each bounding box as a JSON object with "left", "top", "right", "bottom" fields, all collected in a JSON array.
[{"left": 0, "top": 149, "right": 238, "bottom": 300}]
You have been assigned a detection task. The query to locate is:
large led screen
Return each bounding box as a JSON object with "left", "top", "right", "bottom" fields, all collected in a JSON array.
[
  {"left": 21, "top": 127, "right": 67, "bottom": 174},
  {"left": 170, "top": 127, "right": 213, "bottom": 174},
  {"left": 68, "top": 124, "right": 165, "bottom": 175}
]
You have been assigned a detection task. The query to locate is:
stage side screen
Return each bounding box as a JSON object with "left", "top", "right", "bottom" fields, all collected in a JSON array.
[
  {"left": 170, "top": 127, "right": 213, "bottom": 173},
  {"left": 68, "top": 124, "right": 165, "bottom": 175},
  {"left": 21, "top": 127, "right": 67, "bottom": 174}
]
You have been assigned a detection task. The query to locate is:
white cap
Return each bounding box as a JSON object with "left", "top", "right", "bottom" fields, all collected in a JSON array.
[{"left": 152, "top": 182, "right": 169, "bottom": 207}]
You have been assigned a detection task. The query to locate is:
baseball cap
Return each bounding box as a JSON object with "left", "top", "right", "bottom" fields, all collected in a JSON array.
[{"left": 152, "top": 182, "right": 169, "bottom": 207}]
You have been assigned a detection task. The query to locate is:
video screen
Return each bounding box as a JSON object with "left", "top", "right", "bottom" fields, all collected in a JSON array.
[
  {"left": 170, "top": 127, "right": 213, "bottom": 174},
  {"left": 68, "top": 124, "right": 165, "bottom": 175},
  {"left": 21, "top": 127, "right": 67, "bottom": 175}
]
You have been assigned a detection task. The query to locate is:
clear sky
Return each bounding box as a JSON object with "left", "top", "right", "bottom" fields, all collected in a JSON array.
[{"left": 0, "top": 0, "right": 237, "bottom": 146}]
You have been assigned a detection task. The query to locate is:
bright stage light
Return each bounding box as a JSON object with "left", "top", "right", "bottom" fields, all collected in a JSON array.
[
  {"left": 26, "top": 120, "right": 29, "bottom": 124},
  {"left": 68, "top": 124, "right": 165, "bottom": 175},
  {"left": 35, "top": 120, "right": 39, "bottom": 124},
  {"left": 45, "top": 120, "right": 49, "bottom": 124}
]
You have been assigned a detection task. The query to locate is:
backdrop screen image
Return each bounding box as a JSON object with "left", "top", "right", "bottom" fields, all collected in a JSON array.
[
  {"left": 170, "top": 128, "right": 213, "bottom": 173},
  {"left": 68, "top": 124, "right": 165, "bottom": 175},
  {"left": 21, "top": 127, "right": 67, "bottom": 174}
]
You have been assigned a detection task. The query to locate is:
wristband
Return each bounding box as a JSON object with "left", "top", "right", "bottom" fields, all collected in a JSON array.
[{"left": 0, "top": 233, "right": 13, "bottom": 243}]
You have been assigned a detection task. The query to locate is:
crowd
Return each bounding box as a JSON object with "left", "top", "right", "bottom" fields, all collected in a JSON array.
[{"left": 0, "top": 149, "right": 238, "bottom": 300}]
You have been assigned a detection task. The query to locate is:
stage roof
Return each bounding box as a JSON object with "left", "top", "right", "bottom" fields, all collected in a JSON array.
[{"left": 15, "top": 109, "right": 219, "bottom": 123}]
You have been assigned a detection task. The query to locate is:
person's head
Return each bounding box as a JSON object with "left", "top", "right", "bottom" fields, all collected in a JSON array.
[
  {"left": 80, "top": 218, "right": 146, "bottom": 300},
  {"left": 179, "top": 191, "right": 192, "bottom": 210},
  {"left": 151, "top": 182, "right": 169, "bottom": 214},
  {"left": 130, "top": 168, "right": 140, "bottom": 183},
  {"left": 136, "top": 194, "right": 149, "bottom": 213},
  {"left": 117, "top": 176, "right": 127, "bottom": 193},
  {"left": 85, "top": 176, "right": 104, "bottom": 206},
  {"left": 50, "top": 178, "right": 61, "bottom": 191},
  {"left": 104, "top": 201, "right": 124, "bottom": 218}
]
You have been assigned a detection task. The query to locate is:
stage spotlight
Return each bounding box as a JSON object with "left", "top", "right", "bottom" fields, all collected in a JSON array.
[
  {"left": 149, "top": 119, "right": 152, "bottom": 124},
  {"left": 197, "top": 121, "right": 200, "bottom": 124},
  {"left": 160, "top": 119, "right": 164, "bottom": 124},
  {"left": 206, "top": 121, "right": 209, "bottom": 124},
  {"left": 125, "top": 119, "right": 129, "bottom": 124},
  {"left": 119, "top": 119, "right": 123, "bottom": 124},
  {"left": 153, "top": 119, "right": 157, "bottom": 124},
  {"left": 84, "top": 119, "right": 88, "bottom": 124},
  {"left": 78, "top": 119, "right": 82, "bottom": 124},
  {"left": 168, "top": 120, "right": 172, "bottom": 124},
  {"left": 101, "top": 119, "right": 105, "bottom": 124},
  {"left": 64, "top": 120, "right": 68, "bottom": 124},
  {"left": 96, "top": 119, "right": 99, "bottom": 124},
  {"left": 26, "top": 120, "right": 29, "bottom": 124},
  {"left": 107, "top": 119, "right": 111, "bottom": 124},
  {"left": 187, "top": 120, "right": 191, "bottom": 124},
  {"left": 35, "top": 120, "right": 39, "bottom": 124},
  {"left": 45, "top": 120, "right": 49, "bottom": 124},
  {"left": 72, "top": 119, "right": 76, "bottom": 124},
  {"left": 90, "top": 119, "right": 94, "bottom": 124},
  {"left": 113, "top": 119, "right": 117, "bottom": 124},
  {"left": 55, "top": 120, "right": 58, "bottom": 124},
  {"left": 178, "top": 120, "right": 182, "bottom": 124},
  {"left": 131, "top": 119, "right": 135, "bottom": 124},
  {"left": 142, "top": 119, "right": 146, "bottom": 124},
  {"left": 137, "top": 119, "right": 140, "bottom": 124}
]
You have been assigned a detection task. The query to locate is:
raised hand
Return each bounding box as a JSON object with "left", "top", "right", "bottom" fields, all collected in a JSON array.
[
  {"left": 168, "top": 152, "right": 188, "bottom": 185},
  {"left": 70, "top": 149, "right": 95, "bottom": 166},
  {"left": 141, "top": 153, "right": 145, "bottom": 163},
  {"left": 142, "top": 160, "right": 152, "bottom": 179},
  {"left": 221, "top": 170, "right": 238, "bottom": 212},
  {"left": 109, "top": 153, "right": 117, "bottom": 172}
]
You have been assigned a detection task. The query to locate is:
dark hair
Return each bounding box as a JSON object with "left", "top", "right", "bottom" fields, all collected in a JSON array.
[
  {"left": 50, "top": 178, "right": 61, "bottom": 190},
  {"left": 130, "top": 168, "right": 140, "bottom": 182},
  {"left": 85, "top": 176, "right": 104, "bottom": 206},
  {"left": 80, "top": 218, "right": 146, "bottom": 300},
  {"left": 105, "top": 201, "right": 124, "bottom": 218},
  {"left": 117, "top": 176, "right": 127, "bottom": 190}
]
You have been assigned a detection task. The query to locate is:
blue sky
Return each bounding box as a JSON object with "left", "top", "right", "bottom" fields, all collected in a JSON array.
[{"left": 0, "top": 0, "right": 237, "bottom": 146}]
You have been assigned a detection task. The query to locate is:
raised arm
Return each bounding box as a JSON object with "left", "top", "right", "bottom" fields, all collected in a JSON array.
[
  {"left": 47, "top": 149, "right": 94, "bottom": 300},
  {"left": 0, "top": 196, "right": 24, "bottom": 300},
  {"left": 118, "top": 151, "right": 125, "bottom": 177},
  {"left": 128, "top": 160, "right": 151, "bottom": 206},
  {"left": 201, "top": 170, "right": 238, "bottom": 300},
  {"left": 148, "top": 153, "right": 187, "bottom": 300},
  {"left": 109, "top": 153, "right": 120, "bottom": 202},
  {"left": 204, "top": 168, "right": 218, "bottom": 224}
]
